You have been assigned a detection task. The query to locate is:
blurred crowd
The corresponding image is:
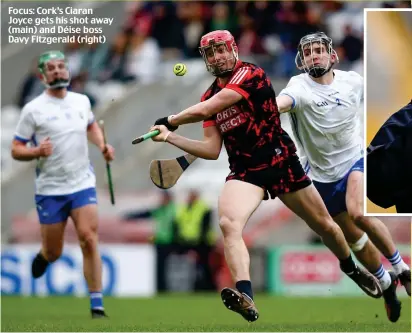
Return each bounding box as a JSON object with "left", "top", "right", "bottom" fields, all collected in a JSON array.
[
  {"left": 2, "top": 0, "right": 410, "bottom": 175},
  {"left": 13, "top": 0, "right": 410, "bottom": 109}
]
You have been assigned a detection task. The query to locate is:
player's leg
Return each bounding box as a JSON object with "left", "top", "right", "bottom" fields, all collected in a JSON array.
[
  {"left": 32, "top": 223, "right": 67, "bottom": 277},
  {"left": 219, "top": 180, "right": 263, "bottom": 284},
  {"left": 32, "top": 194, "right": 69, "bottom": 278},
  {"left": 69, "top": 187, "right": 106, "bottom": 318},
  {"left": 334, "top": 213, "right": 382, "bottom": 272},
  {"left": 278, "top": 184, "right": 382, "bottom": 298},
  {"left": 346, "top": 169, "right": 411, "bottom": 295},
  {"left": 218, "top": 179, "right": 264, "bottom": 322},
  {"left": 278, "top": 185, "right": 349, "bottom": 258},
  {"left": 334, "top": 212, "right": 401, "bottom": 322},
  {"left": 312, "top": 174, "right": 392, "bottom": 290}
]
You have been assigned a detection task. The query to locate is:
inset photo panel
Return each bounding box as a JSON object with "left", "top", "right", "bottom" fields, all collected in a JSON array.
[{"left": 365, "top": 9, "right": 412, "bottom": 216}]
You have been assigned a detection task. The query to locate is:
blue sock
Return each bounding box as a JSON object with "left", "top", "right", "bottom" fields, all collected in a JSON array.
[
  {"left": 372, "top": 264, "right": 385, "bottom": 279},
  {"left": 386, "top": 250, "right": 402, "bottom": 266},
  {"left": 372, "top": 264, "right": 392, "bottom": 290},
  {"left": 90, "top": 291, "right": 104, "bottom": 310},
  {"left": 385, "top": 249, "right": 409, "bottom": 275}
]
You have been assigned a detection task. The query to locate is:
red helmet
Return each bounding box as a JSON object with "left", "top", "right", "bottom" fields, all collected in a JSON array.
[{"left": 199, "top": 30, "right": 239, "bottom": 76}]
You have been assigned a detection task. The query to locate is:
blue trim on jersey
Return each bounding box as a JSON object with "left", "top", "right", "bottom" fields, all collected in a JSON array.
[
  {"left": 304, "top": 161, "right": 310, "bottom": 174},
  {"left": 14, "top": 135, "right": 30, "bottom": 143},
  {"left": 29, "top": 134, "right": 40, "bottom": 177},
  {"left": 280, "top": 93, "right": 296, "bottom": 109},
  {"left": 290, "top": 112, "right": 305, "bottom": 149},
  {"left": 31, "top": 134, "right": 38, "bottom": 146},
  {"left": 89, "top": 164, "right": 95, "bottom": 174},
  {"left": 88, "top": 116, "right": 95, "bottom": 125}
]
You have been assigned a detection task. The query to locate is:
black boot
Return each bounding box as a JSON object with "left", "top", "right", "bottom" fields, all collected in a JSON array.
[{"left": 91, "top": 309, "right": 108, "bottom": 319}]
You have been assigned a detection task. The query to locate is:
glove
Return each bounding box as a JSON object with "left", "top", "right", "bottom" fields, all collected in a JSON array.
[{"left": 154, "top": 116, "right": 179, "bottom": 132}]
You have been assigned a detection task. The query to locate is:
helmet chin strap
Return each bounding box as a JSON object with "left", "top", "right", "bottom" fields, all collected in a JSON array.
[
  {"left": 308, "top": 63, "right": 334, "bottom": 78},
  {"left": 43, "top": 77, "right": 70, "bottom": 89}
]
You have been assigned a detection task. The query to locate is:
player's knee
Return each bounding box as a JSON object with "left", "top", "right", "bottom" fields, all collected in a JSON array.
[
  {"left": 78, "top": 229, "right": 98, "bottom": 253},
  {"left": 349, "top": 232, "right": 369, "bottom": 252},
  {"left": 316, "top": 217, "right": 340, "bottom": 238},
  {"left": 219, "top": 216, "right": 242, "bottom": 239},
  {"left": 44, "top": 247, "right": 62, "bottom": 262},
  {"left": 348, "top": 209, "right": 365, "bottom": 226}
]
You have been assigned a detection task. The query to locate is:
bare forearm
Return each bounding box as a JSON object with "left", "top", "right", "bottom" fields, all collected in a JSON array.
[
  {"left": 87, "top": 125, "right": 105, "bottom": 151},
  {"left": 11, "top": 145, "right": 39, "bottom": 161},
  {"left": 169, "top": 89, "right": 243, "bottom": 126},
  {"left": 171, "top": 102, "right": 210, "bottom": 126},
  {"left": 166, "top": 132, "right": 219, "bottom": 160},
  {"left": 276, "top": 95, "right": 294, "bottom": 113}
]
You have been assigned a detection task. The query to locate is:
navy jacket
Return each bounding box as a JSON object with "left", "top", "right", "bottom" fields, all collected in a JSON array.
[{"left": 366, "top": 100, "right": 412, "bottom": 212}]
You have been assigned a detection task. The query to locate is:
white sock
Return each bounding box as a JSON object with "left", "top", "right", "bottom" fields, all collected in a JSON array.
[
  {"left": 372, "top": 264, "right": 392, "bottom": 290},
  {"left": 386, "top": 250, "right": 410, "bottom": 275}
]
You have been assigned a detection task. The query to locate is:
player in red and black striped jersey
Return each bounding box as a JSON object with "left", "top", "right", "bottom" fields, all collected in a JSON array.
[
  {"left": 201, "top": 61, "right": 297, "bottom": 175},
  {"left": 150, "top": 30, "right": 381, "bottom": 322}
]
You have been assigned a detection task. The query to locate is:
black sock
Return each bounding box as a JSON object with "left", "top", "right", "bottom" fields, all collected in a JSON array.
[
  {"left": 236, "top": 280, "right": 253, "bottom": 300},
  {"left": 339, "top": 255, "right": 357, "bottom": 274},
  {"left": 32, "top": 252, "right": 50, "bottom": 278},
  {"left": 37, "top": 252, "right": 49, "bottom": 263}
]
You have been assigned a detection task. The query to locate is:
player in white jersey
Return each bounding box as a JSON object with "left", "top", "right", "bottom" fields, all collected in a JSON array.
[
  {"left": 11, "top": 51, "right": 114, "bottom": 319},
  {"left": 276, "top": 32, "right": 410, "bottom": 322}
]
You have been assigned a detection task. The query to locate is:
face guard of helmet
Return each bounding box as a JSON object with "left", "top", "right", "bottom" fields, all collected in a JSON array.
[
  {"left": 38, "top": 51, "right": 71, "bottom": 89},
  {"left": 295, "top": 32, "right": 339, "bottom": 78},
  {"left": 199, "top": 30, "right": 239, "bottom": 77}
]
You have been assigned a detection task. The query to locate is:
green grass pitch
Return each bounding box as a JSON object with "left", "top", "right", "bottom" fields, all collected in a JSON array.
[{"left": 1, "top": 294, "right": 411, "bottom": 332}]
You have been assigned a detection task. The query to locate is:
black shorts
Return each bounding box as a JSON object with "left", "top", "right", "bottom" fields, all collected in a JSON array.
[{"left": 226, "top": 153, "right": 312, "bottom": 200}]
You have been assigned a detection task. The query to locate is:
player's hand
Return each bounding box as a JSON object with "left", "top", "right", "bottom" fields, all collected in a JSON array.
[
  {"left": 154, "top": 116, "right": 178, "bottom": 132},
  {"left": 150, "top": 125, "right": 171, "bottom": 142},
  {"left": 102, "top": 144, "right": 115, "bottom": 162},
  {"left": 37, "top": 137, "right": 53, "bottom": 157}
]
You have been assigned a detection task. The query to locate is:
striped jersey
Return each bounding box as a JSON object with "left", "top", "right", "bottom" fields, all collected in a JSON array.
[{"left": 202, "top": 61, "right": 297, "bottom": 173}]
